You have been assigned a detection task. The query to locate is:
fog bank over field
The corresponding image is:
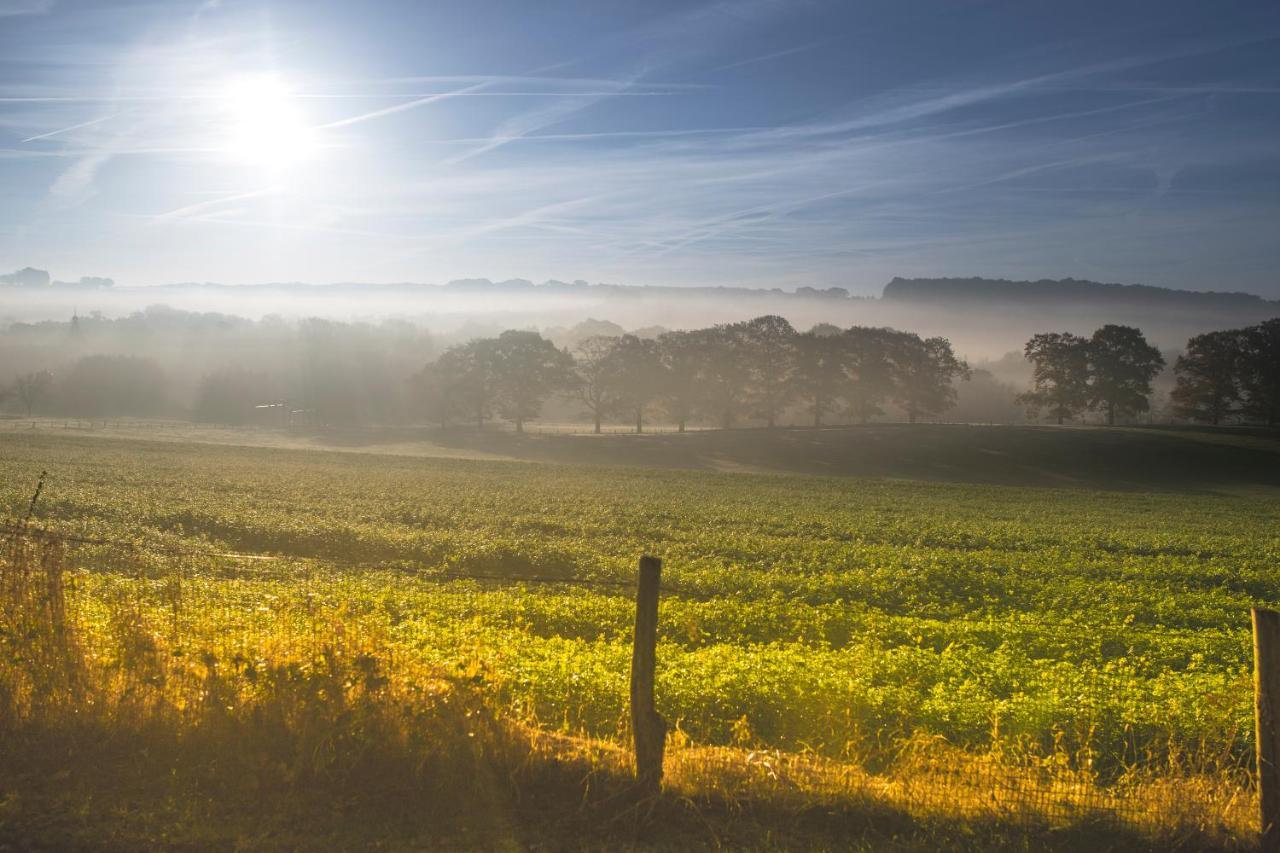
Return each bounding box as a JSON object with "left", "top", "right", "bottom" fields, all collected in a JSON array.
[{"left": 2, "top": 275, "right": 1277, "bottom": 360}]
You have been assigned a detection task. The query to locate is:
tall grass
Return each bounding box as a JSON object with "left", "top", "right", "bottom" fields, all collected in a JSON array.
[
  {"left": 0, "top": 529, "right": 1261, "bottom": 850},
  {"left": 0, "top": 532, "right": 533, "bottom": 848}
]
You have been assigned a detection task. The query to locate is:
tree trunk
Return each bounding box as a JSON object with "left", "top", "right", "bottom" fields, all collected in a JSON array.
[
  {"left": 635, "top": 407, "right": 643, "bottom": 434},
  {"left": 1056, "top": 413, "right": 1063, "bottom": 426},
  {"left": 677, "top": 420, "right": 686, "bottom": 433},
  {"left": 1107, "top": 403, "right": 1116, "bottom": 426},
  {"left": 515, "top": 416, "right": 524, "bottom": 433},
  {"left": 594, "top": 413, "right": 601, "bottom": 434},
  {"left": 767, "top": 413, "right": 776, "bottom": 429}
]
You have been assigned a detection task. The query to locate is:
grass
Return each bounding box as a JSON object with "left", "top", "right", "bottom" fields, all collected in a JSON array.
[{"left": 1, "top": 426, "right": 1277, "bottom": 849}]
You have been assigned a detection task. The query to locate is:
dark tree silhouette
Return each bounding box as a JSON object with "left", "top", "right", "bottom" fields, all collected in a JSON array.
[
  {"left": 573, "top": 335, "right": 626, "bottom": 434},
  {"left": 297, "top": 319, "right": 403, "bottom": 426},
  {"left": 1017, "top": 332, "right": 1091, "bottom": 424},
  {"left": 412, "top": 359, "right": 467, "bottom": 429},
  {"left": 655, "top": 330, "right": 702, "bottom": 433},
  {"left": 843, "top": 327, "right": 899, "bottom": 423},
  {"left": 608, "top": 335, "right": 665, "bottom": 433},
  {"left": 690, "top": 325, "right": 750, "bottom": 429},
  {"left": 890, "top": 333, "right": 970, "bottom": 423},
  {"left": 194, "top": 367, "right": 276, "bottom": 425},
  {"left": 490, "top": 330, "right": 575, "bottom": 433},
  {"left": 1240, "top": 318, "right": 1280, "bottom": 426},
  {"left": 434, "top": 339, "right": 501, "bottom": 430},
  {"left": 60, "top": 355, "right": 169, "bottom": 418},
  {"left": 1087, "top": 324, "right": 1165, "bottom": 425},
  {"left": 794, "top": 328, "right": 850, "bottom": 426},
  {"left": 13, "top": 370, "right": 53, "bottom": 417},
  {"left": 738, "top": 315, "right": 797, "bottom": 428},
  {"left": 1171, "top": 329, "right": 1244, "bottom": 425}
]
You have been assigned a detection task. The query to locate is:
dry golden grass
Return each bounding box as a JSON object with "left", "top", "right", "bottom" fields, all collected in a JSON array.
[{"left": 0, "top": 531, "right": 1260, "bottom": 851}]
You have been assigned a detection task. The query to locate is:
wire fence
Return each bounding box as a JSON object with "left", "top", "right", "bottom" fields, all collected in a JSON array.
[{"left": 0, "top": 520, "right": 1258, "bottom": 840}]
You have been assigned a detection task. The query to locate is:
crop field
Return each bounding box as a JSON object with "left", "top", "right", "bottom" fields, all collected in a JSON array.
[{"left": 2, "top": 428, "right": 1279, "bottom": 849}]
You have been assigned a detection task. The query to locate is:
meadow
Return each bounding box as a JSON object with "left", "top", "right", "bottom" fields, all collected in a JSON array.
[{"left": 2, "top": 426, "right": 1278, "bottom": 849}]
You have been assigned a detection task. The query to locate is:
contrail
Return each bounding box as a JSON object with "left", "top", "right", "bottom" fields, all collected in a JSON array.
[
  {"left": 22, "top": 113, "right": 119, "bottom": 143},
  {"left": 151, "top": 188, "right": 277, "bottom": 222},
  {"left": 316, "top": 81, "right": 491, "bottom": 131}
]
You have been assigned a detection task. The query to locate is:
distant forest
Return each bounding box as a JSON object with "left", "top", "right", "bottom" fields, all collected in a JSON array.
[
  {"left": 3, "top": 273, "right": 1277, "bottom": 361},
  {"left": 1, "top": 307, "right": 1275, "bottom": 431}
]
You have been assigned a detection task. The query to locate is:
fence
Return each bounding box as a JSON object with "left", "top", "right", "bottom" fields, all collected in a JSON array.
[
  {"left": 0, "top": 417, "right": 710, "bottom": 436},
  {"left": 0, "top": 520, "right": 1267, "bottom": 845}
]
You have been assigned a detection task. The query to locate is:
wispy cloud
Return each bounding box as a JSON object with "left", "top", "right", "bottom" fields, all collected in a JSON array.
[
  {"left": 0, "top": 0, "right": 54, "bottom": 17},
  {"left": 151, "top": 188, "right": 278, "bottom": 223},
  {"left": 707, "top": 39, "right": 826, "bottom": 73},
  {"left": 47, "top": 150, "right": 109, "bottom": 204},
  {"left": 442, "top": 81, "right": 639, "bottom": 165},
  {"left": 2, "top": 0, "right": 1276, "bottom": 292}
]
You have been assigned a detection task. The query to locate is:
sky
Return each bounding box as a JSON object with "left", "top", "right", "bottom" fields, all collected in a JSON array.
[{"left": 1, "top": 0, "right": 1279, "bottom": 296}]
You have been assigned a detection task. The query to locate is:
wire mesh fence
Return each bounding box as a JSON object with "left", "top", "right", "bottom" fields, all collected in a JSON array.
[{"left": 0, "top": 521, "right": 1259, "bottom": 840}]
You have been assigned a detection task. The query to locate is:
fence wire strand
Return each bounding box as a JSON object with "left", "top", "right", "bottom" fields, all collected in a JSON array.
[{"left": 0, "top": 522, "right": 1258, "bottom": 837}]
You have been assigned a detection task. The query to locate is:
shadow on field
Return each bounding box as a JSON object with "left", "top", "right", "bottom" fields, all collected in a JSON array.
[
  {"left": 27, "top": 419, "right": 1280, "bottom": 492},
  {"left": 424, "top": 423, "right": 1280, "bottom": 492},
  {"left": 0, "top": 727, "right": 1225, "bottom": 853}
]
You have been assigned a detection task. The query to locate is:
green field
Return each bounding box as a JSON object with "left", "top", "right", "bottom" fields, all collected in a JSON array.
[{"left": 2, "top": 426, "right": 1278, "bottom": 849}]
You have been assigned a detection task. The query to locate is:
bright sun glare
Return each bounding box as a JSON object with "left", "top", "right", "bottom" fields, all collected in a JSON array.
[{"left": 219, "top": 74, "right": 317, "bottom": 168}]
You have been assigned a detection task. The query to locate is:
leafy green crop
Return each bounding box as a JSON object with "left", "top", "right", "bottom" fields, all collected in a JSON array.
[{"left": 3, "top": 431, "right": 1275, "bottom": 773}]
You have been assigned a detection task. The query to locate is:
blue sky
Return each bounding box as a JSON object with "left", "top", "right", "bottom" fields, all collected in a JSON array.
[{"left": 1, "top": 0, "right": 1279, "bottom": 295}]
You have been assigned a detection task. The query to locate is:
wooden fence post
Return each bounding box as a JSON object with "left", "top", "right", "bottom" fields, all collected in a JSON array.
[
  {"left": 631, "top": 555, "right": 666, "bottom": 796},
  {"left": 1254, "top": 607, "right": 1280, "bottom": 853}
]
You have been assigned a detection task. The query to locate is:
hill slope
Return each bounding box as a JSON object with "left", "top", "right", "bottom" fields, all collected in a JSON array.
[{"left": 22, "top": 420, "right": 1280, "bottom": 492}]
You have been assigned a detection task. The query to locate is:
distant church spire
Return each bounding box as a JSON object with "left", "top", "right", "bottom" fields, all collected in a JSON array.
[{"left": 69, "top": 308, "right": 81, "bottom": 337}]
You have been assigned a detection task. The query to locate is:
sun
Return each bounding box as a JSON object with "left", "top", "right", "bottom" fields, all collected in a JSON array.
[{"left": 218, "top": 73, "right": 317, "bottom": 168}]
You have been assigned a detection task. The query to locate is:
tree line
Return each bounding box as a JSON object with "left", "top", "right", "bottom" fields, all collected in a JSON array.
[
  {"left": 413, "top": 316, "right": 971, "bottom": 432},
  {"left": 1170, "top": 319, "right": 1280, "bottom": 426},
  {"left": 1018, "top": 319, "right": 1279, "bottom": 426},
  {"left": 3, "top": 309, "right": 1276, "bottom": 430}
]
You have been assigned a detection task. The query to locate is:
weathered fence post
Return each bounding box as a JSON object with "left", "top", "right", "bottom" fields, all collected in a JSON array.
[
  {"left": 1254, "top": 607, "right": 1280, "bottom": 853},
  {"left": 631, "top": 555, "right": 666, "bottom": 796}
]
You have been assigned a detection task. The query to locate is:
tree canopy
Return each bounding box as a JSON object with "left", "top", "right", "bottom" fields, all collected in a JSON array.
[
  {"left": 1018, "top": 332, "right": 1091, "bottom": 424},
  {"left": 1086, "top": 325, "right": 1165, "bottom": 426}
]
